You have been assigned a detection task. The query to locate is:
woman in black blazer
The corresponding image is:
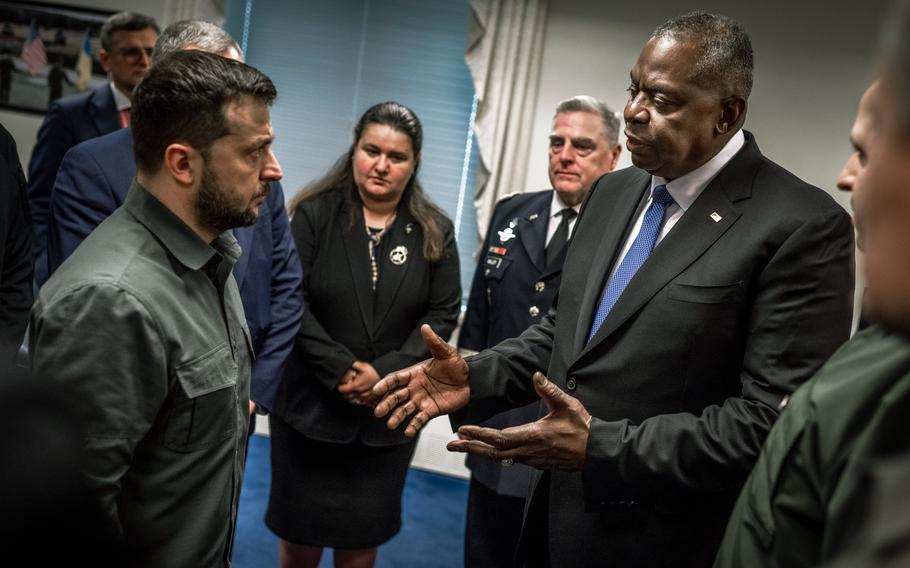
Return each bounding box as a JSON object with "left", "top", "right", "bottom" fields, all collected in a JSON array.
[{"left": 267, "top": 102, "right": 461, "bottom": 568}]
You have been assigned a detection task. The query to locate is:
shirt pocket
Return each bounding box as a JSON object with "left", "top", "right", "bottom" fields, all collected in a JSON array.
[
  {"left": 667, "top": 281, "right": 743, "bottom": 304},
  {"left": 164, "top": 343, "right": 238, "bottom": 453}
]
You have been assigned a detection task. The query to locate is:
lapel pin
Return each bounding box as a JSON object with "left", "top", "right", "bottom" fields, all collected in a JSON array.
[
  {"left": 710, "top": 211, "right": 723, "bottom": 223},
  {"left": 405, "top": 223, "right": 413, "bottom": 234},
  {"left": 390, "top": 245, "right": 408, "bottom": 266},
  {"left": 529, "top": 213, "right": 539, "bottom": 221}
]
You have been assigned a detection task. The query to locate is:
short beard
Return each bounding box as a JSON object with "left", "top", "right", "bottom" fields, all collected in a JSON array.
[{"left": 195, "top": 161, "right": 263, "bottom": 235}]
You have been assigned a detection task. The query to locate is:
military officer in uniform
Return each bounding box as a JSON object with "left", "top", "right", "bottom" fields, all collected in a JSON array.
[{"left": 458, "top": 95, "right": 621, "bottom": 567}]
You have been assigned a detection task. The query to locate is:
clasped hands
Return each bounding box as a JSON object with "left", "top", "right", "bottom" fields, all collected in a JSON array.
[
  {"left": 338, "top": 360, "right": 382, "bottom": 407},
  {"left": 372, "top": 325, "right": 593, "bottom": 471}
]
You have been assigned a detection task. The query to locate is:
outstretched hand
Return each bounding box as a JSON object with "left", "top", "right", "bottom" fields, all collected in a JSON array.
[
  {"left": 373, "top": 324, "right": 470, "bottom": 437},
  {"left": 446, "top": 372, "right": 592, "bottom": 471}
]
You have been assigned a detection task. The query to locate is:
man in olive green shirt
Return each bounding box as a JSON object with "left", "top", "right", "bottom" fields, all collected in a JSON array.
[{"left": 30, "top": 51, "right": 283, "bottom": 567}]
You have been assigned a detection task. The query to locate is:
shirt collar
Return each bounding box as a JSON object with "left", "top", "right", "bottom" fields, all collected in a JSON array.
[
  {"left": 650, "top": 129, "right": 746, "bottom": 211},
  {"left": 123, "top": 180, "right": 241, "bottom": 272},
  {"left": 109, "top": 81, "right": 131, "bottom": 111},
  {"left": 549, "top": 190, "right": 582, "bottom": 219}
]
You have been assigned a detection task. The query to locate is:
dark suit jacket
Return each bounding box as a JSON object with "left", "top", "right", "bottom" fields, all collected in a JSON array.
[
  {"left": 464, "top": 133, "right": 855, "bottom": 566},
  {"left": 0, "top": 124, "right": 32, "bottom": 369},
  {"left": 28, "top": 83, "right": 120, "bottom": 286},
  {"left": 45, "top": 128, "right": 304, "bottom": 412},
  {"left": 275, "top": 189, "right": 461, "bottom": 446},
  {"left": 459, "top": 189, "right": 561, "bottom": 497}
]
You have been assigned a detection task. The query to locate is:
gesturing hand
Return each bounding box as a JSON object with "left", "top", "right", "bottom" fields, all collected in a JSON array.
[
  {"left": 446, "top": 372, "right": 592, "bottom": 472},
  {"left": 373, "top": 324, "right": 470, "bottom": 437}
]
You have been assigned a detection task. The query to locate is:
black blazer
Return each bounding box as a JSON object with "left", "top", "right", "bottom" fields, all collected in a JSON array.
[
  {"left": 275, "top": 189, "right": 461, "bottom": 446},
  {"left": 0, "top": 124, "right": 32, "bottom": 369},
  {"left": 464, "top": 133, "right": 855, "bottom": 566}
]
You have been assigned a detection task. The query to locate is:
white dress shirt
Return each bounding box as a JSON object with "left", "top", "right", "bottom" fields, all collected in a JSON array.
[
  {"left": 609, "top": 129, "right": 746, "bottom": 281},
  {"left": 545, "top": 191, "right": 582, "bottom": 246},
  {"left": 110, "top": 82, "right": 131, "bottom": 112}
]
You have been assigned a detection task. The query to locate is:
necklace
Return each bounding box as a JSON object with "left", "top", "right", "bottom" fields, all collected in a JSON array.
[{"left": 365, "top": 212, "right": 395, "bottom": 292}]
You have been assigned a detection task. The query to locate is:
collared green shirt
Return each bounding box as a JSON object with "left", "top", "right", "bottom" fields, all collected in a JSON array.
[{"left": 31, "top": 181, "right": 251, "bottom": 568}]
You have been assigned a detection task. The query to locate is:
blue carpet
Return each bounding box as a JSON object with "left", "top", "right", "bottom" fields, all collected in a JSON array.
[{"left": 232, "top": 435, "right": 469, "bottom": 567}]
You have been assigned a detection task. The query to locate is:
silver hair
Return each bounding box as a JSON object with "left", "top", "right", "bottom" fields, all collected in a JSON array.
[
  {"left": 152, "top": 20, "right": 242, "bottom": 62},
  {"left": 554, "top": 95, "right": 620, "bottom": 145},
  {"left": 652, "top": 11, "right": 753, "bottom": 98}
]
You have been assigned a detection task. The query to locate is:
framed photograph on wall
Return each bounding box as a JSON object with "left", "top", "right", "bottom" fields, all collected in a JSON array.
[{"left": 0, "top": 0, "right": 113, "bottom": 115}]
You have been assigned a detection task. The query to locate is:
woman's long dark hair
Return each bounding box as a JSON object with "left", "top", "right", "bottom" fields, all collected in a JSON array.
[{"left": 288, "top": 101, "right": 448, "bottom": 261}]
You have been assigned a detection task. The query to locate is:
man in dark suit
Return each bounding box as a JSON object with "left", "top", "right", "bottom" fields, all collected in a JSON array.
[
  {"left": 45, "top": 20, "right": 303, "bottom": 415},
  {"left": 374, "top": 11, "right": 854, "bottom": 566},
  {"left": 28, "top": 12, "right": 158, "bottom": 286},
  {"left": 458, "top": 95, "right": 620, "bottom": 568},
  {"left": 0, "top": 123, "right": 32, "bottom": 371}
]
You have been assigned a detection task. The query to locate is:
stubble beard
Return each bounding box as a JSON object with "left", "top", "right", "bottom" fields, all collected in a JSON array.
[{"left": 195, "top": 162, "right": 264, "bottom": 234}]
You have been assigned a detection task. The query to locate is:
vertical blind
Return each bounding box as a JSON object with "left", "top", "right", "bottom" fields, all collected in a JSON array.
[{"left": 225, "top": 0, "right": 480, "bottom": 301}]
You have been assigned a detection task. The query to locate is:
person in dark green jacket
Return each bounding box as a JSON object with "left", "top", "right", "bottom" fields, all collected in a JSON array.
[
  {"left": 714, "top": 325, "right": 910, "bottom": 566},
  {"left": 716, "top": 37, "right": 910, "bottom": 564},
  {"left": 30, "top": 51, "right": 282, "bottom": 568}
]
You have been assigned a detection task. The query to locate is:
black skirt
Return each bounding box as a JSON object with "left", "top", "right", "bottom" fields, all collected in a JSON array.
[{"left": 266, "top": 414, "right": 417, "bottom": 549}]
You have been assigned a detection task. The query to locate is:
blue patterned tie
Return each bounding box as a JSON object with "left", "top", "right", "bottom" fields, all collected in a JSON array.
[{"left": 588, "top": 185, "right": 675, "bottom": 343}]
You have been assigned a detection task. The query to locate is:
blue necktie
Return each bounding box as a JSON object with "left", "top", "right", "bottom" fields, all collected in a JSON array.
[{"left": 588, "top": 185, "right": 675, "bottom": 343}]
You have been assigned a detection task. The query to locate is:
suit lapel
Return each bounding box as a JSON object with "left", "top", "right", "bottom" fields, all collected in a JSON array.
[
  {"left": 89, "top": 85, "right": 120, "bottom": 135},
  {"left": 341, "top": 209, "right": 375, "bottom": 336},
  {"left": 572, "top": 171, "right": 651, "bottom": 354},
  {"left": 576, "top": 134, "right": 768, "bottom": 359},
  {"left": 517, "top": 198, "right": 550, "bottom": 273},
  {"left": 373, "top": 211, "right": 420, "bottom": 331}
]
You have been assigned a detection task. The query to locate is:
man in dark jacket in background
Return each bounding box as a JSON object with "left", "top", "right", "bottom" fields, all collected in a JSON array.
[
  {"left": 0, "top": 123, "right": 32, "bottom": 371},
  {"left": 458, "top": 95, "right": 620, "bottom": 568}
]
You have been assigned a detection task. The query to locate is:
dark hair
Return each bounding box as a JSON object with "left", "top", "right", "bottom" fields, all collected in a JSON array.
[
  {"left": 554, "top": 95, "right": 620, "bottom": 145},
  {"left": 100, "top": 12, "right": 159, "bottom": 51},
  {"left": 152, "top": 20, "right": 241, "bottom": 62},
  {"left": 131, "top": 50, "right": 276, "bottom": 174},
  {"left": 652, "top": 11, "right": 753, "bottom": 98},
  {"left": 881, "top": 0, "right": 910, "bottom": 133},
  {"left": 289, "top": 101, "right": 449, "bottom": 261}
]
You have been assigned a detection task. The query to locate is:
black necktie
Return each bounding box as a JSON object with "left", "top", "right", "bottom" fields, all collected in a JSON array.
[{"left": 545, "top": 208, "right": 577, "bottom": 267}]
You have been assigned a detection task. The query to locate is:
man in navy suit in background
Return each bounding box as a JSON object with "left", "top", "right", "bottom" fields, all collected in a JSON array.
[
  {"left": 458, "top": 95, "right": 621, "bottom": 568},
  {"left": 46, "top": 20, "right": 303, "bottom": 415},
  {"left": 28, "top": 12, "right": 158, "bottom": 286}
]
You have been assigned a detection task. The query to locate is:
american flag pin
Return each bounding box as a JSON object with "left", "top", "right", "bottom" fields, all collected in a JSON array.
[{"left": 710, "top": 211, "right": 723, "bottom": 223}]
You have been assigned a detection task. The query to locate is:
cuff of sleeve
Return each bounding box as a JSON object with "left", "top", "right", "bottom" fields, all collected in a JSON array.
[{"left": 581, "top": 417, "right": 629, "bottom": 507}]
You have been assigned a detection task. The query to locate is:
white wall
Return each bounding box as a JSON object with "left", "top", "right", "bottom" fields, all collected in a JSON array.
[{"left": 525, "top": 0, "right": 885, "bottom": 215}]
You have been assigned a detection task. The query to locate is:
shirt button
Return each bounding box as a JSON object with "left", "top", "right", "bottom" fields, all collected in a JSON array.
[
  {"left": 566, "top": 378, "right": 577, "bottom": 391},
  {"left": 534, "top": 281, "right": 545, "bottom": 292},
  {"left": 529, "top": 306, "right": 540, "bottom": 317}
]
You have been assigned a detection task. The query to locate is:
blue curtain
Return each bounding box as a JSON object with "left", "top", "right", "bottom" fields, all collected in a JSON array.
[{"left": 225, "top": 0, "right": 480, "bottom": 302}]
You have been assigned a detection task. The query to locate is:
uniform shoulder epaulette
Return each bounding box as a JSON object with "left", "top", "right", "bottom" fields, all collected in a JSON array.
[{"left": 496, "top": 191, "right": 522, "bottom": 203}]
